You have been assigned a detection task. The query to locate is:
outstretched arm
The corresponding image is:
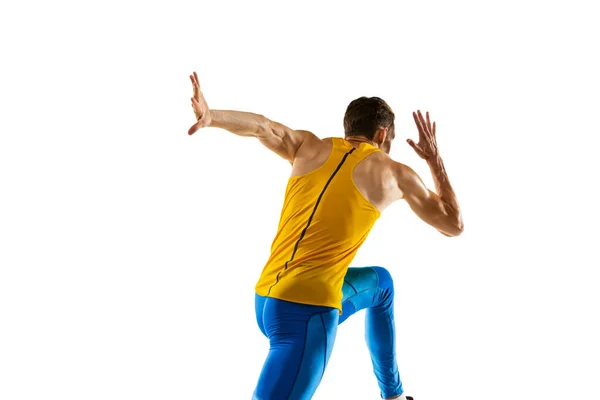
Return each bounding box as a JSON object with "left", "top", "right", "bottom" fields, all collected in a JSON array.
[
  {"left": 188, "top": 72, "right": 313, "bottom": 163},
  {"left": 208, "top": 110, "right": 312, "bottom": 163},
  {"left": 397, "top": 110, "right": 463, "bottom": 237}
]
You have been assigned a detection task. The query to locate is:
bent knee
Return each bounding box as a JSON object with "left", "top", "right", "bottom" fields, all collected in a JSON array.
[{"left": 371, "top": 266, "right": 394, "bottom": 292}]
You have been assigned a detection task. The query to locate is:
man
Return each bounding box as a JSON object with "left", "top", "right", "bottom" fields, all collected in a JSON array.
[{"left": 188, "top": 72, "right": 463, "bottom": 400}]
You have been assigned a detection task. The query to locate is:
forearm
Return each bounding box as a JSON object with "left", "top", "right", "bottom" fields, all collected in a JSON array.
[
  {"left": 208, "top": 110, "right": 270, "bottom": 138},
  {"left": 427, "top": 156, "right": 463, "bottom": 226}
]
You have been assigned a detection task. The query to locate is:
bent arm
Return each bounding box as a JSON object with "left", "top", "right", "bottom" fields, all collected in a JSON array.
[
  {"left": 208, "top": 110, "right": 312, "bottom": 163},
  {"left": 395, "top": 159, "right": 464, "bottom": 237}
]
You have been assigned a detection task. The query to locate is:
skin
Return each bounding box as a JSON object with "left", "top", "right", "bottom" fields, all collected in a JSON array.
[
  {"left": 188, "top": 72, "right": 461, "bottom": 400},
  {"left": 189, "top": 72, "right": 463, "bottom": 237}
]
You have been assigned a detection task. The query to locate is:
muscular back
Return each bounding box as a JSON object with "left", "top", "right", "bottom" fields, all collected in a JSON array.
[{"left": 291, "top": 135, "right": 402, "bottom": 212}]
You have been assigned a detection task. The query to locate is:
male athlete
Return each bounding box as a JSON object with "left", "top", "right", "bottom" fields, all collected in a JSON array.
[{"left": 187, "top": 72, "right": 463, "bottom": 400}]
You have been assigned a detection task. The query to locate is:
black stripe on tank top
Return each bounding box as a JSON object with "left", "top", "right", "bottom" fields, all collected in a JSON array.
[{"left": 266, "top": 147, "right": 356, "bottom": 296}]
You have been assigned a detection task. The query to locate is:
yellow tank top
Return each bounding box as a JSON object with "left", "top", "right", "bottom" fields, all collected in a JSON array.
[{"left": 255, "top": 138, "right": 382, "bottom": 312}]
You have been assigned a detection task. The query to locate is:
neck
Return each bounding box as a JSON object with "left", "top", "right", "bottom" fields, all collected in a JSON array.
[{"left": 344, "top": 135, "right": 377, "bottom": 148}]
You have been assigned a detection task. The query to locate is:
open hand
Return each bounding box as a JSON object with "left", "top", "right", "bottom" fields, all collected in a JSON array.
[
  {"left": 188, "top": 72, "right": 212, "bottom": 135},
  {"left": 407, "top": 110, "right": 439, "bottom": 160}
]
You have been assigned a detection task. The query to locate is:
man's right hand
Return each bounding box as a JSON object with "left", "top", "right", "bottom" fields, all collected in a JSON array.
[
  {"left": 395, "top": 110, "right": 463, "bottom": 236},
  {"left": 188, "top": 71, "right": 212, "bottom": 136},
  {"left": 406, "top": 110, "right": 439, "bottom": 160}
]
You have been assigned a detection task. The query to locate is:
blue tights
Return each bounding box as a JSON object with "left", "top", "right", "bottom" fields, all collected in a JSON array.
[{"left": 253, "top": 267, "right": 403, "bottom": 400}]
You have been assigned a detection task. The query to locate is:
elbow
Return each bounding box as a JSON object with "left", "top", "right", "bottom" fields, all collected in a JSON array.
[
  {"left": 434, "top": 201, "right": 464, "bottom": 237},
  {"left": 454, "top": 220, "right": 465, "bottom": 236},
  {"left": 239, "top": 114, "right": 271, "bottom": 138},
  {"left": 256, "top": 114, "right": 274, "bottom": 137},
  {"left": 440, "top": 217, "right": 464, "bottom": 237},
  {"left": 449, "top": 218, "right": 465, "bottom": 237}
]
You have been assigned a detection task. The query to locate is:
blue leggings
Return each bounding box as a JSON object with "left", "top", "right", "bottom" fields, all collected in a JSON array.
[{"left": 253, "top": 267, "right": 403, "bottom": 400}]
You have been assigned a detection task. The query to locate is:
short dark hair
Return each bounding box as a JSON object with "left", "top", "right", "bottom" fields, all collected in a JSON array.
[{"left": 343, "top": 97, "right": 395, "bottom": 140}]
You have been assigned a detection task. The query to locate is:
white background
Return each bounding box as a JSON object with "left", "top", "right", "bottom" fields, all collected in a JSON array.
[{"left": 1, "top": 1, "right": 599, "bottom": 399}]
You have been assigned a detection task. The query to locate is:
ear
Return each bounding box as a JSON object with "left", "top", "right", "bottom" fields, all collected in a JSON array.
[{"left": 374, "top": 127, "right": 388, "bottom": 146}]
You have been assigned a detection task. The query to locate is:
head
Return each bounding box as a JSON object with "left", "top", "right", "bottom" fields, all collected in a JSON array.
[{"left": 343, "top": 96, "right": 396, "bottom": 154}]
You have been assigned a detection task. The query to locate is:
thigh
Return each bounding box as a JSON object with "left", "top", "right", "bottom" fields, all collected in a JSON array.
[
  {"left": 340, "top": 266, "right": 389, "bottom": 324},
  {"left": 254, "top": 297, "right": 339, "bottom": 400}
]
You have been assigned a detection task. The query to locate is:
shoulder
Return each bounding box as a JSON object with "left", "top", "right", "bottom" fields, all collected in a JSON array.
[
  {"left": 375, "top": 157, "right": 419, "bottom": 189},
  {"left": 292, "top": 135, "right": 336, "bottom": 164},
  {"left": 388, "top": 160, "right": 427, "bottom": 197},
  {"left": 294, "top": 130, "right": 320, "bottom": 142},
  {"left": 390, "top": 159, "right": 415, "bottom": 176},
  {"left": 297, "top": 134, "right": 334, "bottom": 153}
]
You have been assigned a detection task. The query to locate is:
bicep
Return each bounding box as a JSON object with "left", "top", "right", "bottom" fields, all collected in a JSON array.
[{"left": 396, "top": 164, "right": 459, "bottom": 236}]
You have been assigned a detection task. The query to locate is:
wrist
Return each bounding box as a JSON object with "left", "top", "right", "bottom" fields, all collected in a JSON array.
[
  {"left": 426, "top": 154, "right": 443, "bottom": 169},
  {"left": 207, "top": 109, "right": 218, "bottom": 127},
  {"left": 427, "top": 155, "right": 448, "bottom": 186}
]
